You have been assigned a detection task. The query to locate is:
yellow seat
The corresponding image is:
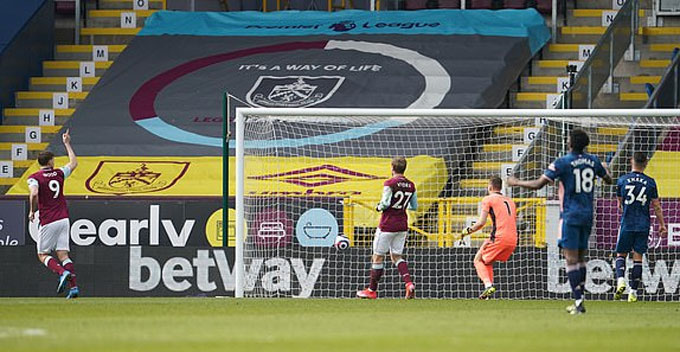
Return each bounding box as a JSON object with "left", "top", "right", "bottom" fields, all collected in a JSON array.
[
  {"left": 0, "top": 143, "right": 49, "bottom": 151},
  {"left": 80, "top": 28, "right": 141, "bottom": 36},
  {"left": 43, "top": 61, "right": 112, "bottom": 69},
  {"left": 3, "top": 108, "right": 75, "bottom": 117},
  {"left": 0, "top": 126, "right": 63, "bottom": 134},
  {"left": 30, "top": 77, "right": 100, "bottom": 85},
  {"left": 528, "top": 76, "right": 560, "bottom": 85},
  {"left": 15, "top": 92, "right": 89, "bottom": 100},
  {"left": 89, "top": 9, "right": 157, "bottom": 17},
  {"left": 561, "top": 27, "right": 607, "bottom": 35},
  {"left": 56, "top": 44, "right": 127, "bottom": 53},
  {"left": 620, "top": 92, "right": 648, "bottom": 101},
  {"left": 515, "top": 92, "right": 549, "bottom": 101}
]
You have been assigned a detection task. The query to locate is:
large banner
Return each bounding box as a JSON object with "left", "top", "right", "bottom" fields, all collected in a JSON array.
[
  {"left": 2, "top": 198, "right": 679, "bottom": 299},
  {"left": 41, "top": 9, "right": 549, "bottom": 158}
]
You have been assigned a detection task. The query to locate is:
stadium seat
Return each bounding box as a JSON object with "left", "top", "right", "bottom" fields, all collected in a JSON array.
[
  {"left": 405, "top": 0, "right": 458, "bottom": 9},
  {"left": 536, "top": 0, "right": 551, "bottom": 14},
  {"left": 404, "top": 0, "right": 427, "bottom": 9},
  {"left": 54, "top": 0, "right": 75, "bottom": 15},
  {"left": 503, "top": 0, "right": 526, "bottom": 9},
  {"left": 438, "top": 0, "right": 461, "bottom": 8},
  {"left": 468, "top": 0, "right": 493, "bottom": 9}
]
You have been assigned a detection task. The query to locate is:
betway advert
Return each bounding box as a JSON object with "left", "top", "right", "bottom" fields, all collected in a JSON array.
[{"left": 1, "top": 198, "right": 679, "bottom": 299}]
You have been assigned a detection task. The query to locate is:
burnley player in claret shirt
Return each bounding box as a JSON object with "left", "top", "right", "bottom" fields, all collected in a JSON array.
[
  {"left": 27, "top": 129, "right": 79, "bottom": 298},
  {"left": 357, "top": 157, "right": 417, "bottom": 299}
]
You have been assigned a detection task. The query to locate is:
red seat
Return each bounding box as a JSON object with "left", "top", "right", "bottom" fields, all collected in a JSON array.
[
  {"left": 405, "top": 0, "right": 427, "bottom": 9},
  {"left": 536, "top": 0, "right": 552, "bottom": 13},
  {"left": 469, "top": 0, "right": 493, "bottom": 9},
  {"left": 504, "top": 0, "right": 526, "bottom": 9},
  {"left": 438, "top": 0, "right": 461, "bottom": 8},
  {"left": 55, "top": 0, "right": 75, "bottom": 15}
]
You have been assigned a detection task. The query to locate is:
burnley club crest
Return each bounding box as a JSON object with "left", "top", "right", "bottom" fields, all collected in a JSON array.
[{"left": 246, "top": 76, "right": 345, "bottom": 108}]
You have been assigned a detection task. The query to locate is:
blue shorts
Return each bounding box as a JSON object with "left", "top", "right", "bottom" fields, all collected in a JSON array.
[
  {"left": 616, "top": 230, "right": 649, "bottom": 254},
  {"left": 558, "top": 222, "right": 591, "bottom": 250}
]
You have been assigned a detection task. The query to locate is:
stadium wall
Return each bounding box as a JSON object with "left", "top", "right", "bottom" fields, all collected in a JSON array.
[
  {"left": 1, "top": 197, "right": 679, "bottom": 299},
  {"left": 0, "top": 0, "right": 54, "bottom": 123}
]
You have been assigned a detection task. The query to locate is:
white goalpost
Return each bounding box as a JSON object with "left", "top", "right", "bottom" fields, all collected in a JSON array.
[{"left": 233, "top": 108, "right": 680, "bottom": 300}]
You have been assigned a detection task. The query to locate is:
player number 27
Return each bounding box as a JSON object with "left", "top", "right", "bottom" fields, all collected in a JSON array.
[
  {"left": 573, "top": 167, "right": 594, "bottom": 193},
  {"left": 48, "top": 179, "right": 60, "bottom": 199},
  {"left": 392, "top": 191, "right": 413, "bottom": 209},
  {"left": 624, "top": 185, "right": 648, "bottom": 205}
]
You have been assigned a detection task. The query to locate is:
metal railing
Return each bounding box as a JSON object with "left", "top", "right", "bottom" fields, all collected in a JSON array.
[
  {"left": 342, "top": 197, "right": 547, "bottom": 248},
  {"left": 645, "top": 50, "right": 680, "bottom": 108},
  {"left": 604, "top": 54, "right": 679, "bottom": 184},
  {"left": 565, "top": 0, "right": 638, "bottom": 108}
]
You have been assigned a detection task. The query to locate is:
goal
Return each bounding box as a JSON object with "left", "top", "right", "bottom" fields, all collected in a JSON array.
[{"left": 231, "top": 108, "right": 680, "bottom": 300}]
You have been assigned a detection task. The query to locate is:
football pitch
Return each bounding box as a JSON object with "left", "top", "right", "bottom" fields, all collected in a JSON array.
[{"left": 1, "top": 298, "right": 678, "bottom": 351}]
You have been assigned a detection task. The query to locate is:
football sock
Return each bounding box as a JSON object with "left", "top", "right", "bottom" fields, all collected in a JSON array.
[
  {"left": 578, "top": 261, "right": 587, "bottom": 292},
  {"left": 395, "top": 259, "right": 412, "bottom": 285},
  {"left": 369, "top": 263, "right": 384, "bottom": 291},
  {"left": 615, "top": 256, "right": 626, "bottom": 280},
  {"left": 631, "top": 261, "right": 643, "bottom": 291},
  {"left": 485, "top": 265, "right": 494, "bottom": 287},
  {"left": 566, "top": 264, "right": 583, "bottom": 301},
  {"left": 62, "top": 258, "right": 77, "bottom": 288},
  {"left": 43, "top": 256, "right": 65, "bottom": 276},
  {"left": 474, "top": 260, "right": 493, "bottom": 287}
]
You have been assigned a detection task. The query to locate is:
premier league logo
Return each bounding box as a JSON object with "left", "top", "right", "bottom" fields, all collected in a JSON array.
[
  {"left": 246, "top": 76, "right": 345, "bottom": 108},
  {"left": 329, "top": 20, "right": 356, "bottom": 32}
]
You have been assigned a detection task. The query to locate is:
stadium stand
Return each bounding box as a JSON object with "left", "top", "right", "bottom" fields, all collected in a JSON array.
[
  {"left": 1, "top": 0, "right": 679, "bottom": 200},
  {"left": 514, "top": 0, "right": 680, "bottom": 109},
  {"left": 0, "top": 0, "right": 165, "bottom": 193}
]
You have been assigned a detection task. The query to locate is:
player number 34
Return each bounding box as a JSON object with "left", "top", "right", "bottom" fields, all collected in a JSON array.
[{"left": 624, "top": 185, "right": 648, "bottom": 205}]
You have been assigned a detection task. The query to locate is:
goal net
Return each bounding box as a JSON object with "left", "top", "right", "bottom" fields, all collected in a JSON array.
[{"left": 231, "top": 108, "right": 680, "bottom": 300}]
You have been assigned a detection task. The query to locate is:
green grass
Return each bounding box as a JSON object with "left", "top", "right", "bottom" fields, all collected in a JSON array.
[{"left": 1, "top": 298, "right": 679, "bottom": 351}]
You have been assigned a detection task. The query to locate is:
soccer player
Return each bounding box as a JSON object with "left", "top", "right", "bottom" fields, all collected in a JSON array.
[
  {"left": 28, "top": 129, "right": 79, "bottom": 298},
  {"left": 462, "top": 176, "right": 517, "bottom": 300},
  {"left": 357, "top": 157, "right": 417, "bottom": 299},
  {"left": 508, "top": 129, "right": 613, "bottom": 314},
  {"left": 613, "top": 152, "right": 666, "bottom": 302}
]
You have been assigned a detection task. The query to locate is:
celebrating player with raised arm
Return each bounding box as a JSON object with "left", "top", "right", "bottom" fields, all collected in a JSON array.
[
  {"left": 508, "top": 129, "right": 613, "bottom": 314},
  {"left": 613, "top": 152, "right": 666, "bottom": 302},
  {"left": 28, "top": 129, "right": 79, "bottom": 298},
  {"left": 357, "top": 157, "right": 417, "bottom": 299},
  {"left": 462, "top": 176, "right": 517, "bottom": 300}
]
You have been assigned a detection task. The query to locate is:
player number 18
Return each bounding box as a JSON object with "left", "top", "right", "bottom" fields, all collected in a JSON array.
[{"left": 573, "top": 167, "right": 594, "bottom": 193}]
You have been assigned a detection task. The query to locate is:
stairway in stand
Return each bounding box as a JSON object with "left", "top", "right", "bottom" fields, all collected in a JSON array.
[{"left": 0, "top": 0, "right": 164, "bottom": 194}]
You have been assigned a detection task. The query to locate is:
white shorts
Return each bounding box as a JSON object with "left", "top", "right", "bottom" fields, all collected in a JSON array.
[
  {"left": 37, "top": 218, "right": 70, "bottom": 254},
  {"left": 373, "top": 228, "right": 407, "bottom": 256}
]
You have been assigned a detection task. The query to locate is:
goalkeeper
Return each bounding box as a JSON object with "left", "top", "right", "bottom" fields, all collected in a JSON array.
[{"left": 462, "top": 176, "right": 518, "bottom": 299}]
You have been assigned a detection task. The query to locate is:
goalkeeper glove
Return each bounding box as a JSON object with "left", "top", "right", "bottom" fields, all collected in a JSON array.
[{"left": 461, "top": 227, "right": 472, "bottom": 240}]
